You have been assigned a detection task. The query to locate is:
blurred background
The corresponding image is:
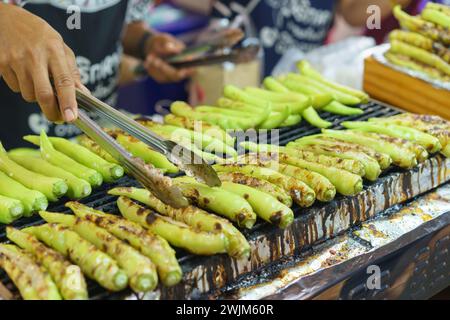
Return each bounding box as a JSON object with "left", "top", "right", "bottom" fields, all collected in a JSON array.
[{"left": 116, "top": 0, "right": 432, "bottom": 116}]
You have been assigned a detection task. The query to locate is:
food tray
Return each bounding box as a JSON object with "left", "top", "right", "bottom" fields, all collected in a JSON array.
[{"left": 364, "top": 54, "right": 450, "bottom": 120}]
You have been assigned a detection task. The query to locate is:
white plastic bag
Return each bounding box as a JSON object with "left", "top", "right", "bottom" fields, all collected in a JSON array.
[{"left": 272, "top": 36, "right": 376, "bottom": 90}]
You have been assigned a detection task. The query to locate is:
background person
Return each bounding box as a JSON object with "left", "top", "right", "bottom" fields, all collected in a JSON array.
[
  {"left": 0, "top": 0, "right": 193, "bottom": 148},
  {"left": 212, "top": 0, "right": 412, "bottom": 75}
]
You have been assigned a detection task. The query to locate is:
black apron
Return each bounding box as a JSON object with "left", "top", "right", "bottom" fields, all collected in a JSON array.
[{"left": 0, "top": 0, "right": 130, "bottom": 148}]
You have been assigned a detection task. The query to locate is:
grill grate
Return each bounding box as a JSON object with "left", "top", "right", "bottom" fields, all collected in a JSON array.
[
  {"left": 0, "top": 101, "right": 402, "bottom": 300},
  {"left": 278, "top": 101, "right": 399, "bottom": 145}
]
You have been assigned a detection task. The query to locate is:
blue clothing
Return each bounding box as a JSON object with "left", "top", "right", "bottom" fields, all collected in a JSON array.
[
  {"left": 419, "top": 0, "right": 450, "bottom": 10},
  {"left": 219, "top": 0, "right": 337, "bottom": 75}
]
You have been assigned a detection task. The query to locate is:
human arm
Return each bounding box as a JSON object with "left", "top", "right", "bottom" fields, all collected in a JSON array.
[
  {"left": 0, "top": 3, "right": 86, "bottom": 122},
  {"left": 122, "top": 20, "right": 194, "bottom": 83}
]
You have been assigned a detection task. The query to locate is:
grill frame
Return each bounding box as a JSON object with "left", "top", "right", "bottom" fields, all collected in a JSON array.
[{"left": 1, "top": 101, "right": 449, "bottom": 300}]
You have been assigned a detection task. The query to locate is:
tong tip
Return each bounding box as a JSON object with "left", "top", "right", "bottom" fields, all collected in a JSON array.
[
  {"left": 165, "top": 142, "right": 222, "bottom": 187},
  {"left": 129, "top": 157, "right": 190, "bottom": 208}
]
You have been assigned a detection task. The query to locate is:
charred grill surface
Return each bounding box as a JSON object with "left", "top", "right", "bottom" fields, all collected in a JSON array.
[{"left": 1, "top": 101, "right": 450, "bottom": 299}]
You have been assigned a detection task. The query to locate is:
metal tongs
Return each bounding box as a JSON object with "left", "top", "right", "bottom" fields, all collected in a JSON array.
[
  {"left": 74, "top": 89, "right": 221, "bottom": 208},
  {"left": 133, "top": 28, "right": 259, "bottom": 74}
]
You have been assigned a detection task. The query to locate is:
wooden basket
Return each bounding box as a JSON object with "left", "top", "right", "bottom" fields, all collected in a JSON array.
[{"left": 363, "top": 56, "right": 450, "bottom": 120}]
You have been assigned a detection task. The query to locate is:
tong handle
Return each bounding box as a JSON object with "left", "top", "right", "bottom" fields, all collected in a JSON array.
[
  {"left": 75, "top": 88, "right": 168, "bottom": 154},
  {"left": 75, "top": 108, "right": 189, "bottom": 208},
  {"left": 74, "top": 108, "right": 129, "bottom": 162},
  {"left": 74, "top": 88, "right": 221, "bottom": 188}
]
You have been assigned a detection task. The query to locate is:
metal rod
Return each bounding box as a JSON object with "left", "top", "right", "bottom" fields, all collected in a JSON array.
[
  {"left": 74, "top": 108, "right": 189, "bottom": 208},
  {"left": 74, "top": 108, "right": 129, "bottom": 162},
  {"left": 76, "top": 89, "right": 168, "bottom": 154},
  {"left": 75, "top": 88, "right": 221, "bottom": 187}
]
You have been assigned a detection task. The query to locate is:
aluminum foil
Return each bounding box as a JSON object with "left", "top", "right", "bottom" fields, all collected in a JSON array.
[
  {"left": 238, "top": 236, "right": 368, "bottom": 300},
  {"left": 355, "top": 185, "right": 450, "bottom": 248},
  {"left": 234, "top": 183, "right": 450, "bottom": 300},
  {"left": 371, "top": 44, "right": 450, "bottom": 91}
]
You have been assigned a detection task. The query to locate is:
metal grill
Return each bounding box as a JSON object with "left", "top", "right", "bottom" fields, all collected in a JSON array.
[
  {"left": 0, "top": 100, "right": 427, "bottom": 300},
  {"left": 277, "top": 100, "right": 399, "bottom": 145}
]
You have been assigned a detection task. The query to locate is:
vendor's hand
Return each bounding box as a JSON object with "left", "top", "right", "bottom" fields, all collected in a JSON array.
[
  {"left": 143, "top": 33, "right": 194, "bottom": 83},
  {"left": 0, "top": 4, "right": 86, "bottom": 122}
]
